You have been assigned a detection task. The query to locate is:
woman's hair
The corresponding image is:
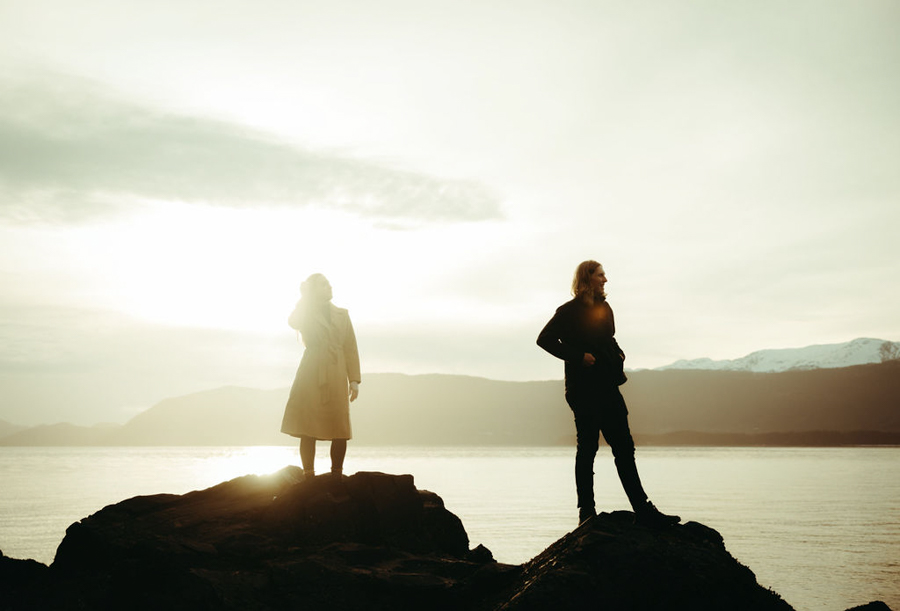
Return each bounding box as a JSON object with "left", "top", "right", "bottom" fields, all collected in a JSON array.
[
  {"left": 571, "top": 260, "right": 605, "bottom": 301},
  {"left": 300, "top": 273, "right": 330, "bottom": 299},
  {"left": 294, "top": 274, "right": 331, "bottom": 344}
]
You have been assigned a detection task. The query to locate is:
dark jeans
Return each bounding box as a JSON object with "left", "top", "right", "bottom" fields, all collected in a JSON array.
[{"left": 566, "top": 384, "right": 647, "bottom": 511}]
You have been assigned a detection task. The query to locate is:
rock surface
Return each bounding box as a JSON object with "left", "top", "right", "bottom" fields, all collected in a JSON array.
[
  {"left": 0, "top": 469, "right": 892, "bottom": 611},
  {"left": 493, "top": 512, "right": 791, "bottom": 611}
]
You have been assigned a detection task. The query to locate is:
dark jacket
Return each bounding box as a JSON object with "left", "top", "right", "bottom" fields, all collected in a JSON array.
[{"left": 537, "top": 296, "right": 627, "bottom": 392}]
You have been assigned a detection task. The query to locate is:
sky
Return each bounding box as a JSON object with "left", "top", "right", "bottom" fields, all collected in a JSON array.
[{"left": 1, "top": 0, "right": 898, "bottom": 426}]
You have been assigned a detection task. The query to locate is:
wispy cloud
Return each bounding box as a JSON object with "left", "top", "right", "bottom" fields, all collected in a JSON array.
[{"left": 0, "top": 74, "right": 501, "bottom": 224}]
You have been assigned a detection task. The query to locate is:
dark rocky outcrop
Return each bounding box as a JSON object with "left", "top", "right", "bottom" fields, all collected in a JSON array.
[
  {"left": 0, "top": 551, "right": 48, "bottom": 609},
  {"left": 846, "top": 603, "right": 894, "bottom": 611},
  {"left": 492, "top": 513, "right": 792, "bottom": 611},
  {"left": 0, "top": 469, "right": 892, "bottom": 611},
  {"left": 2, "top": 470, "right": 512, "bottom": 611}
]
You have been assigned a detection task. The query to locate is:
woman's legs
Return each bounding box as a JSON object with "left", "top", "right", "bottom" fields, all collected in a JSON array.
[
  {"left": 331, "top": 439, "right": 347, "bottom": 476},
  {"left": 299, "top": 435, "right": 316, "bottom": 475},
  {"left": 300, "top": 436, "right": 350, "bottom": 479}
]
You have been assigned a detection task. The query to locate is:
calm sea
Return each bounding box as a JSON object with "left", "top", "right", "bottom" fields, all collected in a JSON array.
[{"left": 1, "top": 446, "right": 897, "bottom": 611}]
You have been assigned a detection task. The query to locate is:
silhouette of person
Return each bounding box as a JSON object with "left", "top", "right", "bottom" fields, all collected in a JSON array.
[
  {"left": 281, "top": 274, "right": 361, "bottom": 479},
  {"left": 537, "top": 260, "right": 680, "bottom": 527}
]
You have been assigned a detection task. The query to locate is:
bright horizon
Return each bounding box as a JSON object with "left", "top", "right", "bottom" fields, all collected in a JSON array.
[{"left": 1, "top": 1, "right": 899, "bottom": 426}]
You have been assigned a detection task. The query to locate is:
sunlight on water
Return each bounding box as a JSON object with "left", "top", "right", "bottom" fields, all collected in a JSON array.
[
  {"left": 191, "top": 446, "right": 298, "bottom": 484},
  {"left": 1, "top": 446, "right": 897, "bottom": 611}
]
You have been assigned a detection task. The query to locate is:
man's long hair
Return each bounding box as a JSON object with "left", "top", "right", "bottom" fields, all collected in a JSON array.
[{"left": 571, "top": 260, "right": 606, "bottom": 302}]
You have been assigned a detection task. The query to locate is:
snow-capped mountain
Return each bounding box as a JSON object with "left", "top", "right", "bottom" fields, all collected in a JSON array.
[{"left": 656, "top": 338, "right": 900, "bottom": 373}]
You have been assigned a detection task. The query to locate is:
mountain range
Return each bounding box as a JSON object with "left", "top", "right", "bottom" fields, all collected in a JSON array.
[
  {"left": 1, "top": 338, "right": 898, "bottom": 447},
  {"left": 656, "top": 337, "right": 900, "bottom": 372}
]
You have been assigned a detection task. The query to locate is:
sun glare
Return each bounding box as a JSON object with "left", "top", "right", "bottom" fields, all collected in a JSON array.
[
  {"left": 195, "top": 446, "right": 297, "bottom": 484},
  {"left": 69, "top": 202, "right": 381, "bottom": 332},
  {"left": 62, "top": 199, "right": 516, "bottom": 342}
]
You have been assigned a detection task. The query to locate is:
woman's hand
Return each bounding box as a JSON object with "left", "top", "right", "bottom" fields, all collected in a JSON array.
[
  {"left": 349, "top": 381, "right": 360, "bottom": 402},
  {"left": 582, "top": 353, "right": 596, "bottom": 367}
]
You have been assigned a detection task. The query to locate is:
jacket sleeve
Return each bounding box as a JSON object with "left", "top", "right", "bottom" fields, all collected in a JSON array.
[
  {"left": 287, "top": 301, "right": 304, "bottom": 331},
  {"left": 344, "top": 314, "right": 361, "bottom": 384},
  {"left": 536, "top": 308, "right": 583, "bottom": 363},
  {"left": 613, "top": 338, "right": 625, "bottom": 361}
]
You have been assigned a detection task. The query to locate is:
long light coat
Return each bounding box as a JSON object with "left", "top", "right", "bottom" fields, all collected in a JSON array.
[{"left": 281, "top": 302, "right": 361, "bottom": 440}]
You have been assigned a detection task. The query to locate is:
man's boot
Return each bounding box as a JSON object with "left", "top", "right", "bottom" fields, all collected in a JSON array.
[{"left": 634, "top": 500, "right": 680, "bottom": 527}]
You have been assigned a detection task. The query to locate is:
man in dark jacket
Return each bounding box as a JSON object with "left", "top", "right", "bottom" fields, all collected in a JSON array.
[{"left": 537, "top": 260, "right": 680, "bottom": 527}]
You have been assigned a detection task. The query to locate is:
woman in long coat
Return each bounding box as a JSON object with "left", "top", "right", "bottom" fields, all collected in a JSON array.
[
  {"left": 537, "top": 260, "right": 679, "bottom": 527},
  {"left": 281, "top": 273, "right": 361, "bottom": 478}
]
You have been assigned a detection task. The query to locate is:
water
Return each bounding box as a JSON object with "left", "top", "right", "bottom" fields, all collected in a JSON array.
[{"left": 0, "top": 446, "right": 897, "bottom": 611}]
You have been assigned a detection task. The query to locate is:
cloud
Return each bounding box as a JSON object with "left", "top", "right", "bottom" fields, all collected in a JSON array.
[{"left": 0, "top": 73, "right": 502, "bottom": 224}]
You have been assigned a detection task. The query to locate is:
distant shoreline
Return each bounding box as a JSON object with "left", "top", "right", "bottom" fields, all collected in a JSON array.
[
  {"left": 2, "top": 431, "right": 900, "bottom": 448},
  {"left": 633, "top": 430, "right": 900, "bottom": 447},
  {"left": 3, "top": 364, "right": 898, "bottom": 448}
]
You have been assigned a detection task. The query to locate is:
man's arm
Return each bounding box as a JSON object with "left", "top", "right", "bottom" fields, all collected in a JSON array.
[{"left": 537, "top": 309, "right": 583, "bottom": 363}]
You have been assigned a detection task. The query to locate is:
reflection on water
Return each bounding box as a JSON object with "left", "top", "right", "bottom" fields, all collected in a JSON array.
[{"left": 0, "top": 446, "right": 897, "bottom": 611}]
